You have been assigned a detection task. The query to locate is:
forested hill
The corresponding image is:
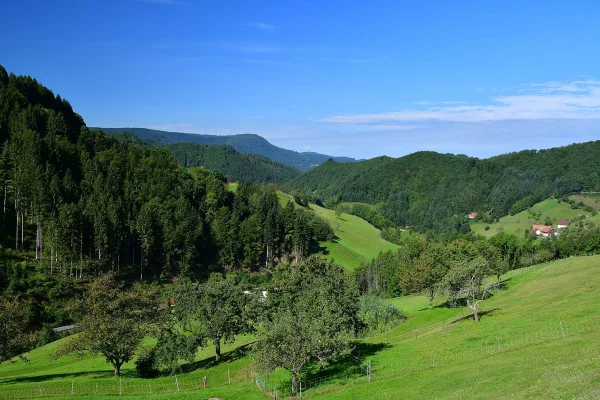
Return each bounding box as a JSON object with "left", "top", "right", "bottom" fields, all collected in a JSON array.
[
  {"left": 287, "top": 142, "right": 600, "bottom": 231},
  {"left": 0, "top": 64, "right": 333, "bottom": 284},
  {"left": 111, "top": 132, "right": 299, "bottom": 183},
  {"left": 98, "top": 127, "right": 358, "bottom": 171}
]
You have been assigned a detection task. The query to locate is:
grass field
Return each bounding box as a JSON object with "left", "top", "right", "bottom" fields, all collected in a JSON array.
[
  {"left": 471, "top": 198, "right": 589, "bottom": 237},
  {"left": 317, "top": 255, "right": 600, "bottom": 399},
  {"left": 277, "top": 192, "right": 398, "bottom": 269},
  {"left": 2, "top": 256, "right": 600, "bottom": 399},
  {"left": 2, "top": 256, "right": 599, "bottom": 399}
]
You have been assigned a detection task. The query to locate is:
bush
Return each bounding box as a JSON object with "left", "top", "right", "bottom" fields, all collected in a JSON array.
[
  {"left": 484, "top": 226, "right": 490, "bottom": 231},
  {"left": 357, "top": 295, "right": 405, "bottom": 337},
  {"left": 135, "top": 346, "right": 159, "bottom": 378},
  {"left": 37, "top": 326, "right": 60, "bottom": 346}
]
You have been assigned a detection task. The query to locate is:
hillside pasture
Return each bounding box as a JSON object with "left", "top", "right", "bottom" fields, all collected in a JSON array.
[
  {"left": 471, "top": 198, "right": 587, "bottom": 237},
  {"left": 276, "top": 192, "right": 399, "bottom": 269},
  {"left": 2, "top": 257, "right": 600, "bottom": 399}
]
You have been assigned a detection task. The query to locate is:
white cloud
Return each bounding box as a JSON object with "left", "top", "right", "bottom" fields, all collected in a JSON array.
[{"left": 321, "top": 79, "right": 600, "bottom": 124}]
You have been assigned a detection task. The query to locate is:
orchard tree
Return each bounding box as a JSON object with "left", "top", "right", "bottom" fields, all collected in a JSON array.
[
  {"left": 442, "top": 259, "right": 495, "bottom": 322},
  {"left": 174, "top": 274, "right": 253, "bottom": 361},
  {"left": 401, "top": 242, "right": 449, "bottom": 308},
  {"left": 253, "top": 255, "right": 358, "bottom": 396},
  {"left": 0, "top": 300, "right": 33, "bottom": 363},
  {"left": 55, "top": 275, "right": 161, "bottom": 376}
]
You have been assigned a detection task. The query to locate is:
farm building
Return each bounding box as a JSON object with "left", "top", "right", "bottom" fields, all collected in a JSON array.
[
  {"left": 468, "top": 212, "right": 479, "bottom": 219},
  {"left": 557, "top": 219, "right": 570, "bottom": 228},
  {"left": 531, "top": 225, "right": 558, "bottom": 237}
]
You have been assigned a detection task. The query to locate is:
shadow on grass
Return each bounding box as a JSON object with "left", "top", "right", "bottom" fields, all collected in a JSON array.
[
  {"left": 0, "top": 369, "right": 130, "bottom": 384},
  {"left": 449, "top": 308, "right": 500, "bottom": 324},
  {"left": 178, "top": 342, "right": 254, "bottom": 374},
  {"left": 300, "top": 341, "right": 387, "bottom": 382}
]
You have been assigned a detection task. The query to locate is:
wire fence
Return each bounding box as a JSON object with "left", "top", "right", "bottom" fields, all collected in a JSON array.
[
  {"left": 2, "top": 256, "right": 598, "bottom": 399},
  {"left": 255, "top": 361, "right": 371, "bottom": 399},
  {"left": 0, "top": 366, "right": 253, "bottom": 399},
  {"left": 374, "top": 315, "right": 600, "bottom": 378}
]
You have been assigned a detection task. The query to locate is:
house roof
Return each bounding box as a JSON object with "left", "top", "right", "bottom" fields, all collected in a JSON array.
[
  {"left": 557, "top": 219, "right": 570, "bottom": 226},
  {"left": 531, "top": 225, "right": 556, "bottom": 233}
]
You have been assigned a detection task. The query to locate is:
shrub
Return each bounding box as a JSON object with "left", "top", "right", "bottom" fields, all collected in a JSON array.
[
  {"left": 484, "top": 226, "right": 490, "bottom": 231},
  {"left": 357, "top": 295, "right": 405, "bottom": 337},
  {"left": 135, "top": 346, "right": 159, "bottom": 378},
  {"left": 37, "top": 326, "right": 60, "bottom": 347}
]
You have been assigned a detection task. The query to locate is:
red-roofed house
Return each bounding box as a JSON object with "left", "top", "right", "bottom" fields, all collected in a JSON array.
[
  {"left": 468, "top": 212, "right": 479, "bottom": 219},
  {"left": 557, "top": 219, "right": 570, "bottom": 228},
  {"left": 531, "top": 225, "right": 558, "bottom": 237}
]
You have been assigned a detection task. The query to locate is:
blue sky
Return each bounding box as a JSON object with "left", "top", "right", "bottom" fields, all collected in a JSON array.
[{"left": 2, "top": 0, "right": 600, "bottom": 159}]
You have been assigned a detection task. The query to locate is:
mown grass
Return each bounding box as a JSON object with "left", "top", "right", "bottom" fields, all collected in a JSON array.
[
  {"left": 3, "top": 257, "right": 599, "bottom": 399},
  {"left": 276, "top": 192, "right": 398, "bottom": 270},
  {"left": 316, "top": 256, "right": 600, "bottom": 399}
]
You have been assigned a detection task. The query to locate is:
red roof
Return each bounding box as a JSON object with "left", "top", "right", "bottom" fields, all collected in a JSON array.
[
  {"left": 468, "top": 212, "right": 479, "bottom": 218},
  {"left": 557, "top": 219, "right": 570, "bottom": 226},
  {"left": 531, "top": 225, "right": 556, "bottom": 234}
]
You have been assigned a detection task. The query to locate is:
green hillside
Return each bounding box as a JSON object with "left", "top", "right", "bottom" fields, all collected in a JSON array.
[
  {"left": 287, "top": 142, "right": 600, "bottom": 232},
  {"left": 277, "top": 192, "right": 398, "bottom": 269},
  {"left": 471, "top": 197, "right": 598, "bottom": 237},
  {"left": 3, "top": 256, "right": 599, "bottom": 399},
  {"left": 99, "top": 128, "right": 358, "bottom": 171}
]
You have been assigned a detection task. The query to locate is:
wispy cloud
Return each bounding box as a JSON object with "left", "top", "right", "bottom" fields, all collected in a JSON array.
[
  {"left": 247, "top": 22, "right": 276, "bottom": 31},
  {"left": 321, "top": 79, "right": 600, "bottom": 124}
]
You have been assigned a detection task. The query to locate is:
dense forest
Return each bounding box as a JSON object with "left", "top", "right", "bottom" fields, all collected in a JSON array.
[
  {"left": 110, "top": 132, "right": 299, "bottom": 183},
  {"left": 0, "top": 65, "right": 332, "bottom": 334},
  {"left": 287, "top": 144, "right": 600, "bottom": 232},
  {"left": 99, "top": 127, "right": 357, "bottom": 171}
]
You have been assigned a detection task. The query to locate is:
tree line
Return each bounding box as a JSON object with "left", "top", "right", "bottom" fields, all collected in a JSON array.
[{"left": 356, "top": 228, "right": 600, "bottom": 314}]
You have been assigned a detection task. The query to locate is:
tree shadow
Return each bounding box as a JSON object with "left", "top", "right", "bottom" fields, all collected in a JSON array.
[
  {"left": 309, "top": 242, "right": 332, "bottom": 256},
  {"left": 449, "top": 308, "right": 500, "bottom": 324},
  {"left": 0, "top": 369, "right": 124, "bottom": 384},
  {"left": 178, "top": 342, "right": 254, "bottom": 374},
  {"left": 300, "top": 342, "right": 387, "bottom": 382}
]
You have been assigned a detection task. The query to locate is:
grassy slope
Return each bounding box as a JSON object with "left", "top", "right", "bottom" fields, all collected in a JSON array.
[
  {"left": 277, "top": 192, "right": 399, "bottom": 269},
  {"left": 317, "top": 256, "right": 600, "bottom": 399},
  {"left": 0, "top": 334, "right": 263, "bottom": 400},
  {"left": 471, "top": 198, "right": 589, "bottom": 237},
  {"left": 2, "top": 257, "right": 600, "bottom": 399}
]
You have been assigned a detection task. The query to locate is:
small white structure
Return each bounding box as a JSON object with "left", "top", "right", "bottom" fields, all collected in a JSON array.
[{"left": 557, "top": 219, "right": 570, "bottom": 229}]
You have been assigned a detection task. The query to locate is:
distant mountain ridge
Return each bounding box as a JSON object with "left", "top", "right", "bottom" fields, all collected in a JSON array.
[
  {"left": 110, "top": 132, "right": 300, "bottom": 183},
  {"left": 97, "top": 128, "right": 358, "bottom": 171}
]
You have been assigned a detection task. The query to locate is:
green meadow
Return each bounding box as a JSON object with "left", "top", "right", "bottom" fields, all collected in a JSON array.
[
  {"left": 277, "top": 192, "right": 399, "bottom": 269},
  {"left": 2, "top": 256, "right": 599, "bottom": 399},
  {"left": 471, "top": 198, "right": 590, "bottom": 237}
]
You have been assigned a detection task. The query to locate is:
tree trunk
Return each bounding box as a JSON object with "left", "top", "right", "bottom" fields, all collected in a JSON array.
[
  {"left": 114, "top": 362, "right": 122, "bottom": 376},
  {"left": 140, "top": 247, "right": 144, "bottom": 281},
  {"left": 473, "top": 306, "right": 479, "bottom": 322},
  {"left": 291, "top": 371, "right": 298, "bottom": 396},
  {"left": 215, "top": 339, "right": 221, "bottom": 361},
  {"left": 2, "top": 184, "right": 6, "bottom": 230},
  {"left": 15, "top": 210, "right": 19, "bottom": 250}
]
